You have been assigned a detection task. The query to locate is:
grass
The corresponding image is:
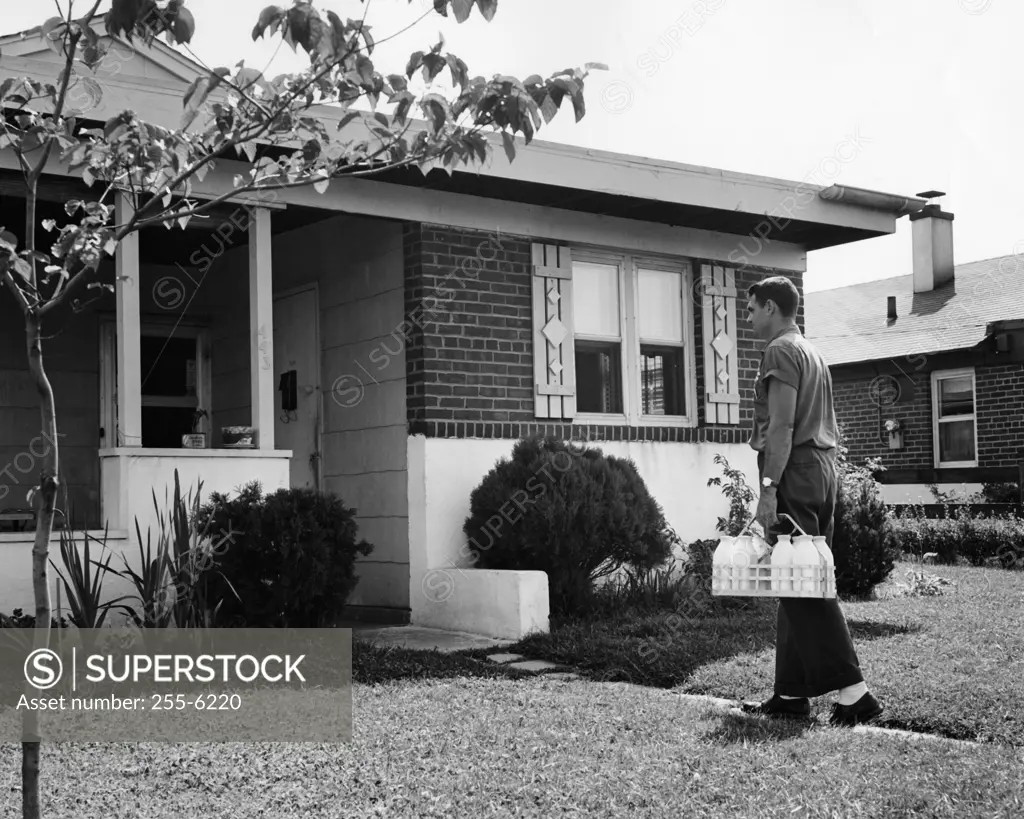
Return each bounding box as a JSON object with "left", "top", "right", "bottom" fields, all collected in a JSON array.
[
  {"left": 461, "top": 559, "right": 1024, "bottom": 747},
  {"left": 2, "top": 559, "right": 1022, "bottom": 816},
  {"left": 1, "top": 679, "right": 1022, "bottom": 818}
]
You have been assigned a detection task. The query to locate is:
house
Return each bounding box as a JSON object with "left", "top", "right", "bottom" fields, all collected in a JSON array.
[
  {"left": 0, "top": 18, "right": 926, "bottom": 638},
  {"left": 805, "top": 195, "right": 1024, "bottom": 505}
]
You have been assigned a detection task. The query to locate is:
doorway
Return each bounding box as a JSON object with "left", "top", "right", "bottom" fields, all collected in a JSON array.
[{"left": 273, "top": 285, "right": 322, "bottom": 490}]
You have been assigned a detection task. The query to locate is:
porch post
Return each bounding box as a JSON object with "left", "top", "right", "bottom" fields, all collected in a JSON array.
[
  {"left": 114, "top": 191, "right": 142, "bottom": 446},
  {"left": 249, "top": 207, "right": 275, "bottom": 449}
]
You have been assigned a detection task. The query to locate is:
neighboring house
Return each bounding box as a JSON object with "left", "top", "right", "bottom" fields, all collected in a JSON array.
[
  {"left": 0, "top": 18, "right": 925, "bottom": 638},
  {"left": 805, "top": 197, "right": 1024, "bottom": 505}
]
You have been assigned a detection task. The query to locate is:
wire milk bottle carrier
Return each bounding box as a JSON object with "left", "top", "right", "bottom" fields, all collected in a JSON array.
[{"left": 711, "top": 513, "right": 836, "bottom": 599}]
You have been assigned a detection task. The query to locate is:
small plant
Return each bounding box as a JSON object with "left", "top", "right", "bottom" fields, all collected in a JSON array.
[
  {"left": 883, "top": 418, "right": 902, "bottom": 433},
  {"left": 895, "top": 570, "right": 954, "bottom": 598},
  {"left": 109, "top": 470, "right": 240, "bottom": 630},
  {"left": 706, "top": 454, "right": 757, "bottom": 536},
  {"left": 49, "top": 523, "right": 132, "bottom": 651}
]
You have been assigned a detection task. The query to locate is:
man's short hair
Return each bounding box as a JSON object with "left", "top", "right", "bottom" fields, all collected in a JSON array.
[{"left": 747, "top": 276, "right": 800, "bottom": 318}]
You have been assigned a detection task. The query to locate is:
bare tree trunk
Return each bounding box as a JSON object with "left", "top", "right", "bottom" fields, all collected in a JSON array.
[{"left": 20, "top": 179, "right": 58, "bottom": 819}]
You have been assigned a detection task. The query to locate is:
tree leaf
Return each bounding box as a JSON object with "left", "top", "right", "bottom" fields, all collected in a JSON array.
[
  {"left": 82, "top": 168, "right": 95, "bottom": 187},
  {"left": 585, "top": 62, "right": 609, "bottom": 72},
  {"left": 11, "top": 258, "right": 32, "bottom": 282},
  {"left": 0, "top": 229, "right": 18, "bottom": 248},
  {"left": 475, "top": 0, "right": 498, "bottom": 21},
  {"left": 252, "top": 5, "right": 285, "bottom": 41},
  {"left": 451, "top": 0, "right": 473, "bottom": 23},
  {"left": 313, "top": 175, "right": 330, "bottom": 195},
  {"left": 42, "top": 219, "right": 57, "bottom": 232},
  {"left": 405, "top": 51, "right": 424, "bottom": 79},
  {"left": 501, "top": 130, "right": 515, "bottom": 163},
  {"left": 539, "top": 93, "right": 558, "bottom": 124}
]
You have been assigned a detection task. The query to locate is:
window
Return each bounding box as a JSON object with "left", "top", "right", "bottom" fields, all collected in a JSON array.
[
  {"left": 100, "top": 320, "right": 210, "bottom": 448},
  {"left": 931, "top": 368, "right": 977, "bottom": 467},
  {"left": 572, "top": 261, "right": 623, "bottom": 414},
  {"left": 570, "top": 252, "right": 693, "bottom": 424}
]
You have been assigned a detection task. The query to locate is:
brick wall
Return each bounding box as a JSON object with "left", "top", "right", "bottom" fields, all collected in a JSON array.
[
  {"left": 832, "top": 361, "right": 1024, "bottom": 469},
  {"left": 403, "top": 222, "right": 803, "bottom": 442}
]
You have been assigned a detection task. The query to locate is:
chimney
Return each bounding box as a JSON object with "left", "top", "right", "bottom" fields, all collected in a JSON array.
[
  {"left": 887, "top": 296, "right": 897, "bottom": 321},
  {"left": 910, "top": 190, "right": 954, "bottom": 293}
]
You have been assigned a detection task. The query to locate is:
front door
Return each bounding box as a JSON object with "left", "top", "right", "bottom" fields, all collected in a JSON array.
[{"left": 273, "top": 286, "right": 321, "bottom": 490}]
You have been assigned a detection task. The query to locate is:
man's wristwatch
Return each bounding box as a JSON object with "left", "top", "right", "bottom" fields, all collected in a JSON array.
[{"left": 762, "top": 477, "right": 778, "bottom": 490}]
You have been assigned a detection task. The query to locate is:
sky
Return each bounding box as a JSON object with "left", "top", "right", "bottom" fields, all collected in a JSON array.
[{"left": 4, "top": 0, "right": 1021, "bottom": 293}]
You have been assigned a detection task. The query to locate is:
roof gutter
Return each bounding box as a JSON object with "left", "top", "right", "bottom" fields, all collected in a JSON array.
[{"left": 818, "top": 185, "right": 928, "bottom": 216}]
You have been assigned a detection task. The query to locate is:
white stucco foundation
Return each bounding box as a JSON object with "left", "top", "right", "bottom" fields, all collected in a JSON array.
[
  {"left": 1, "top": 449, "right": 294, "bottom": 615},
  {"left": 417, "top": 567, "right": 549, "bottom": 640},
  {"left": 99, "top": 448, "right": 292, "bottom": 538},
  {"left": 407, "top": 434, "right": 758, "bottom": 637},
  {"left": 0, "top": 528, "right": 133, "bottom": 614}
]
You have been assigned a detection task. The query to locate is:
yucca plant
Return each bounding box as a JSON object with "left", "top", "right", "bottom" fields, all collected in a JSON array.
[
  {"left": 49, "top": 524, "right": 132, "bottom": 653},
  {"left": 108, "top": 469, "right": 240, "bottom": 635}
]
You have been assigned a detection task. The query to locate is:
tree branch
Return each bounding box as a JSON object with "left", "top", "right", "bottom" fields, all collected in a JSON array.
[
  {"left": 2, "top": 268, "right": 33, "bottom": 315},
  {"left": 27, "top": 0, "right": 105, "bottom": 183}
]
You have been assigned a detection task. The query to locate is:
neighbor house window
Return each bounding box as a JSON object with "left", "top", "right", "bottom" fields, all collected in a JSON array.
[
  {"left": 931, "top": 368, "right": 977, "bottom": 467},
  {"left": 571, "top": 252, "right": 693, "bottom": 423}
]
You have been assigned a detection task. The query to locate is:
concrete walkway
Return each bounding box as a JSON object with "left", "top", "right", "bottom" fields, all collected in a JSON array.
[{"left": 351, "top": 624, "right": 519, "bottom": 654}]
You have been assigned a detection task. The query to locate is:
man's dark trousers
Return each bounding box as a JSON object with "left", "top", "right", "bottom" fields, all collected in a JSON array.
[{"left": 758, "top": 445, "right": 864, "bottom": 698}]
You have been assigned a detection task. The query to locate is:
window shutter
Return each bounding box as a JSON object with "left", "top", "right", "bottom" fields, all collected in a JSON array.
[
  {"left": 531, "top": 243, "right": 576, "bottom": 419},
  {"left": 701, "top": 264, "right": 741, "bottom": 425}
]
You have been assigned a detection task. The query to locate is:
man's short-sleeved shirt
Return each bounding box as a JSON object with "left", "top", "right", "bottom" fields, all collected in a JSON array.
[{"left": 749, "top": 325, "right": 838, "bottom": 452}]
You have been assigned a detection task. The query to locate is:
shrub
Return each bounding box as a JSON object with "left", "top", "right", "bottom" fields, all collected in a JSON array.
[
  {"left": 831, "top": 428, "right": 899, "bottom": 598},
  {"left": 464, "top": 434, "right": 674, "bottom": 617},
  {"left": 194, "top": 482, "right": 374, "bottom": 627},
  {"left": 887, "top": 503, "right": 1024, "bottom": 568}
]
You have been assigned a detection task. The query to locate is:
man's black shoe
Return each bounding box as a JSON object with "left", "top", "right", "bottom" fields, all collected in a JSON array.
[
  {"left": 740, "top": 693, "right": 811, "bottom": 717},
  {"left": 829, "top": 691, "right": 883, "bottom": 727}
]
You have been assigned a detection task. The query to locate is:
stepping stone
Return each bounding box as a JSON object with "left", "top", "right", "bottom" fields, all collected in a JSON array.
[
  {"left": 506, "top": 659, "right": 564, "bottom": 673},
  {"left": 487, "top": 653, "right": 526, "bottom": 664}
]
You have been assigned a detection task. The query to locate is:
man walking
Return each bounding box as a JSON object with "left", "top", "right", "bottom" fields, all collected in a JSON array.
[{"left": 739, "top": 276, "right": 883, "bottom": 727}]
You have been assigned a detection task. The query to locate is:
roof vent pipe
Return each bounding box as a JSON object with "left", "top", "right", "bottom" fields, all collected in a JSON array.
[{"left": 887, "top": 296, "right": 897, "bottom": 321}]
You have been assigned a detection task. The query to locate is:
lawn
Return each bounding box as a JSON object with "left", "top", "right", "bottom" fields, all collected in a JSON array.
[
  {"left": 469, "top": 559, "right": 1024, "bottom": 747},
  {"left": 1, "top": 679, "right": 1022, "bottom": 818},
  {"left": 1, "top": 559, "right": 1022, "bottom": 817}
]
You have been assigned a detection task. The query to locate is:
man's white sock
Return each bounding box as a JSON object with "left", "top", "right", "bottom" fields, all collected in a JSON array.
[
  {"left": 778, "top": 695, "right": 802, "bottom": 700},
  {"left": 838, "top": 681, "right": 868, "bottom": 706}
]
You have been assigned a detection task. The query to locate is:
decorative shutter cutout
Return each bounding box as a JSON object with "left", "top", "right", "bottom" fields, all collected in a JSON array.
[
  {"left": 531, "top": 243, "right": 576, "bottom": 419},
  {"left": 701, "top": 264, "right": 741, "bottom": 425}
]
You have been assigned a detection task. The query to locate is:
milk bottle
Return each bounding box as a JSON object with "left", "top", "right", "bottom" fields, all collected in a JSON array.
[
  {"left": 731, "top": 536, "right": 759, "bottom": 591},
  {"left": 712, "top": 536, "right": 736, "bottom": 592},
  {"left": 770, "top": 534, "right": 795, "bottom": 593},
  {"left": 812, "top": 536, "right": 836, "bottom": 597},
  {"left": 791, "top": 534, "right": 822, "bottom": 594}
]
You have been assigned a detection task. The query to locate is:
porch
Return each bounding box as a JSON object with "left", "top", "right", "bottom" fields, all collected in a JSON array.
[{"left": 1, "top": 177, "right": 410, "bottom": 614}]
